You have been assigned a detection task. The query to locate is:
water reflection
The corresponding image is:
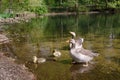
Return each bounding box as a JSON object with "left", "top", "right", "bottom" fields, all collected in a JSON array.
[
  {"left": 38, "top": 45, "right": 51, "bottom": 58},
  {"left": 70, "top": 64, "right": 95, "bottom": 80},
  {"left": 70, "top": 64, "right": 94, "bottom": 73}
]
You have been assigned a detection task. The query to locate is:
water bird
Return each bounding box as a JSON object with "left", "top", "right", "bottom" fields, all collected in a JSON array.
[
  {"left": 69, "top": 31, "right": 76, "bottom": 39},
  {"left": 69, "top": 38, "right": 99, "bottom": 67},
  {"left": 53, "top": 49, "right": 61, "bottom": 57},
  {"left": 51, "top": 49, "right": 62, "bottom": 61},
  {"left": 33, "top": 56, "right": 46, "bottom": 64}
]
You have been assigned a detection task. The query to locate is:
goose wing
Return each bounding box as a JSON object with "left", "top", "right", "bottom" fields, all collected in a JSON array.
[{"left": 76, "top": 48, "right": 98, "bottom": 57}]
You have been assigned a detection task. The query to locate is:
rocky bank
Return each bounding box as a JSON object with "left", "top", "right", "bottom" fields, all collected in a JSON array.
[{"left": 0, "top": 34, "right": 36, "bottom": 80}]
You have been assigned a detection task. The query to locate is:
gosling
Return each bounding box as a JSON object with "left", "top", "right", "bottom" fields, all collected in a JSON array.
[{"left": 33, "top": 56, "right": 46, "bottom": 64}]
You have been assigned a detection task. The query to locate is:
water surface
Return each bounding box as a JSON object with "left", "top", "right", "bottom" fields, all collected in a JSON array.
[{"left": 1, "top": 13, "right": 120, "bottom": 80}]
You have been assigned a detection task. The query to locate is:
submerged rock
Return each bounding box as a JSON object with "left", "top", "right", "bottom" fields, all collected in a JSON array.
[{"left": 0, "top": 34, "right": 9, "bottom": 44}]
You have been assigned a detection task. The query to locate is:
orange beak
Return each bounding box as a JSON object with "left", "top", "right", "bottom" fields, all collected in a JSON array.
[{"left": 66, "top": 40, "right": 70, "bottom": 43}]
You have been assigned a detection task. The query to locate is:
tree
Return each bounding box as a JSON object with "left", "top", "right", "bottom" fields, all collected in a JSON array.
[
  {"left": 28, "top": 0, "right": 47, "bottom": 14},
  {"left": 0, "top": 0, "right": 2, "bottom": 12}
]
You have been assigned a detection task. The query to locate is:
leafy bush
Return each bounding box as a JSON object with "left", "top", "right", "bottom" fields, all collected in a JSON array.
[
  {"left": 78, "top": 5, "right": 89, "bottom": 12},
  {"left": 27, "top": 0, "right": 48, "bottom": 14},
  {"left": 28, "top": 6, "right": 47, "bottom": 15},
  {"left": 0, "top": 13, "right": 14, "bottom": 19}
]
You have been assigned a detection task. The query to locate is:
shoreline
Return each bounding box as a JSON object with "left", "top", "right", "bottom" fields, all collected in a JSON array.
[
  {"left": 0, "top": 12, "right": 36, "bottom": 25},
  {"left": 43, "top": 11, "right": 100, "bottom": 16},
  {"left": 0, "top": 11, "right": 114, "bottom": 25}
]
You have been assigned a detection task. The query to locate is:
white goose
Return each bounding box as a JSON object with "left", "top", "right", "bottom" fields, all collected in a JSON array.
[{"left": 69, "top": 38, "right": 99, "bottom": 67}]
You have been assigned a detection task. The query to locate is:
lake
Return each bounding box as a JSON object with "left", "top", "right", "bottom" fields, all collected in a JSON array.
[{"left": 1, "top": 13, "right": 120, "bottom": 80}]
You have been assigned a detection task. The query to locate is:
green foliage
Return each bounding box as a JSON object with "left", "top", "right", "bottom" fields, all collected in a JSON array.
[
  {"left": 0, "top": 0, "right": 120, "bottom": 15},
  {"left": 0, "top": 0, "right": 47, "bottom": 14},
  {"left": 0, "top": 0, "right": 29, "bottom": 12},
  {"left": 108, "top": 1, "right": 120, "bottom": 8},
  {"left": 0, "top": 13, "right": 14, "bottom": 18},
  {"left": 27, "top": 0, "right": 48, "bottom": 14},
  {"left": 45, "top": 0, "right": 58, "bottom": 6},
  {"left": 78, "top": 5, "right": 89, "bottom": 12},
  {"left": 16, "top": 0, "right": 29, "bottom": 11},
  {"left": 28, "top": 6, "right": 47, "bottom": 14},
  {"left": 62, "top": 0, "right": 76, "bottom": 7}
]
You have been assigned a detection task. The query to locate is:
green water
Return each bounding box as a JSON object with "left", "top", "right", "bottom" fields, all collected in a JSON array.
[{"left": 1, "top": 13, "right": 120, "bottom": 80}]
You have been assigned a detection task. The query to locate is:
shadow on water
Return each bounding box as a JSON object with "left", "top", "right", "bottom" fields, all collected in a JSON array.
[
  {"left": 110, "top": 57, "right": 120, "bottom": 65},
  {"left": 0, "top": 13, "right": 120, "bottom": 80},
  {"left": 70, "top": 64, "right": 95, "bottom": 74},
  {"left": 59, "top": 59, "right": 72, "bottom": 64}
]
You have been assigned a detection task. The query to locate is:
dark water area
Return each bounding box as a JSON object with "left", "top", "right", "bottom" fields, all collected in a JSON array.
[{"left": 0, "top": 13, "right": 120, "bottom": 80}]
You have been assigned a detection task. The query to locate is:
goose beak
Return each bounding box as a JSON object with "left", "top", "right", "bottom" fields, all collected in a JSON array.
[
  {"left": 69, "top": 31, "right": 76, "bottom": 37},
  {"left": 66, "top": 40, "right": 70, "bottom": 43}
]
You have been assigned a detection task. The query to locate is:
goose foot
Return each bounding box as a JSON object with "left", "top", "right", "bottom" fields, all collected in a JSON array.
[
  {"left": 83, "top": 62, "right": 88, "bottom": 67},
  {"left": 71, "top": 60, "right": 77, "bottom": 64}
]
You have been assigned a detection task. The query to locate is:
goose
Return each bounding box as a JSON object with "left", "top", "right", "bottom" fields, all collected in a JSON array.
[
  {"left": 51, "top": 49, "right": 61, "bottom": 61},
  {"left": 53, "top": 49, "right": 61, "bottom": 57},
  {"left": 33, "top": 56, "right": 46, "bottom": 64},
  {"left": 69, "top": 38, "right": 99, "bottom": 67},
  {"left": 69, "top": 31, "right": 76, "bottom": 39}
]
